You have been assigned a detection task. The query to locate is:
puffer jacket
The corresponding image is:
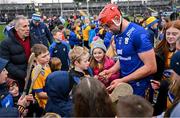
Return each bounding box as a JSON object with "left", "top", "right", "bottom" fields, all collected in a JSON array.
[
  {"left": 93, "top": 56, "right": 120, "bottom": 87},
  {"left": 0, "top": 29, "right": 34, "bottom": 91}
]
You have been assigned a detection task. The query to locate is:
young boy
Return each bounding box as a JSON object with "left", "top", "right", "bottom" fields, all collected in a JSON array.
[
  {"left": 0, "top": 57, "right": 32, "bottom": 117},
  {"left": 69, "top": 46, "right": 93, "bottom": 84},
  {"left": 49, "top": 28, "right": 70, "bottom": 71},
  {"left": 49, "top": 57, "right": 62, "bottom": 72},
  {"left": 31, "top": 44, "right": 51, "bottom": 109}
]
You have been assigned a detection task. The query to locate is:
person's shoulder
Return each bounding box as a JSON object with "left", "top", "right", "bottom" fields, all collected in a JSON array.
[
  {"left": 48, "top": 70, "right": 68, "bottom": 78},
  {"left": 131, "top": 23, "right": 146, "bottom": 32},
  {"left": 170, "top": 102, "right": 180, "bottom": 117},
  {"left": 130, "top": 23, "right": 148, "bottom": 37},
  {"left": 39, "top": 22, "right": 47, "bottom": 28},
  {"left": 0, "top": 36, "right": 13, "bottom": 45},
  {"left": 69, "top": 68, "right": 82, "bottom": 77},
  {"left": 49, "top": 41, "right": 57, "bottom": 48},
  {"left": 104, "top": 56, "right": 115, "bottom": 66}
]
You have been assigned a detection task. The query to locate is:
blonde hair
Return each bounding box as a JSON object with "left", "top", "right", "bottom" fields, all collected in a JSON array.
[
  {"left": 69, "top": 46, "right": 89, "bottom": 67},
  {"left": 42, "top": 112, "right": 61, "bottom": 118},
  {"left": 31, "top": 44, "right": 48, "bottom": 57},
  {"left": 49, "top": 57, "right": 62, "bottom": 72},
  {"left": 106, "top": 37, "right": 117, "bottom": 58}
]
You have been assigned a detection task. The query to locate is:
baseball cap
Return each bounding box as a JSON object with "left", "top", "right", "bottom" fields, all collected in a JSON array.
[{"left": 32, "top": 13, "right": 41, "bottom": 21}]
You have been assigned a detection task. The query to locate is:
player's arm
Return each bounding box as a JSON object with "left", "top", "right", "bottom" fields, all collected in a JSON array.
[{"left": 120, "top": 49, "right": 157, "bottom": 82}]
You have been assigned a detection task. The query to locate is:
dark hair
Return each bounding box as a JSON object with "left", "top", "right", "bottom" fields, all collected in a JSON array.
[
  {"left": 116, "top": 95, "right": 153, "bottom": 117},
  {"left": 6, "top": 78, "right": 19, "bottom": 89},
  {"left": 170, "top": 12, "right": 179, "bottom": 21},
  {"left": 73, "top": 77, "right": 116, "bottom": 117},
  {"left": 58, "top": 25, "right": 64, "bottom": 31},
  {"left": 90, "top": 24, "right": 96, "bottom": 29}
]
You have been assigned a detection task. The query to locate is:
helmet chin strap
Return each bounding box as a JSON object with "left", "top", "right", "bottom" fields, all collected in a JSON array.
[
  {"left": 112, "top": 16, "right": 122, "bottom": 26},
  {"left": 112, "top": 16, "right": 123, "bottom": 33}
]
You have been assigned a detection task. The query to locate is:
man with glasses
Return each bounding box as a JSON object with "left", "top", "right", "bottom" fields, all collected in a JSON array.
[
  {"left": 30, "top": 13, "right": 53, "bottom": 48},
  {"left": 99, "top": 4, "right": 157, "bottom": 97}
]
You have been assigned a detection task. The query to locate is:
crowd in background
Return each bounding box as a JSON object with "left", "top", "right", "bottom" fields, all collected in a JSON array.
[{"left": 0, "top": 3, "right": 180, "bottom": 118}]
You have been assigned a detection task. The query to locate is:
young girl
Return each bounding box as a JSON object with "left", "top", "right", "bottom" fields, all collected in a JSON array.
[
  {"left": 90, "top": 37, "right": 120, "bottom": 87},
  {"left": 151, "top": 20, "right": 180, "bottom": 115}
]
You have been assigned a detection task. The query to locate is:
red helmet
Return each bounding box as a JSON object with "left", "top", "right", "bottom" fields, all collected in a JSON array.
[{"left": 98, "top": 4, "right": 122, "bottom": 25}]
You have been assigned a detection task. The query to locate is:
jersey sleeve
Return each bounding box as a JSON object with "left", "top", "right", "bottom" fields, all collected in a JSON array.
[{"left": 133, "top": 30, "right": 153, "bottom": 53}]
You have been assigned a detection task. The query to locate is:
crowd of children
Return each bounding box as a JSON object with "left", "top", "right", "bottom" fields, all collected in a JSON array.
[{"left": 0, "top": 3, "right": 180, "bottom": 118}]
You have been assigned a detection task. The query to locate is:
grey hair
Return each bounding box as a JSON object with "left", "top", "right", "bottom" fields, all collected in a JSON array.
[{"left": 14, "top": 15, "right": 28, "bottom": 29}]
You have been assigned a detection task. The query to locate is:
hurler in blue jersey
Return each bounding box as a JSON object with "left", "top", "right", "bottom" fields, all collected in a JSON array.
[{"left": 98, "top": 4, "right": 157, "bottom": 97}]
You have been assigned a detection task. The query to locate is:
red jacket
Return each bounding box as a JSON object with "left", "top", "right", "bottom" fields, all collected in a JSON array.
[{"left": 93, "top": 56, "right": 120, "bottom": 87}]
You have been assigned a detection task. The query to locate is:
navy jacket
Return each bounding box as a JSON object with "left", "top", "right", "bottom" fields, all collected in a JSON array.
[
  {"left": 68, "top": 31, "right": 81, "bottom": 46},
  {"left": 49, "top": 41, "right": 70, "bottom": 71},
  {"left": 30, "top": 21, "right": 53, "bottom": 47},
  {"left": 0, "top": 29, "right": 34, "bottom": 91},
  {"left": 45, "top": 71, "right": 73, "bottom": 117}
]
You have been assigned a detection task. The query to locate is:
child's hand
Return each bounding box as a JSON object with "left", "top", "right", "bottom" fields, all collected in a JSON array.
[
  {"left": 26, "top": 94, "right": 34, "bottom": 101},
  {"left": 18, "top": 95, "right": 27, "bottom": 108},
  {"left": 94, "top": 75, "right": 98, "bottom": 79},
  {"left": 22, "top": 109, "right": 28, "bottom": 117},
  {"left": 150, "top": 80, "right": 160, "bottom": 90},
  {"left": 99, "top": 70, "right": 112, "bottom": 79},
  {"left": 26, "top": 94, "right": 35, "bottom": 105},
  {"left": 84, "top": 75, "right": 90, "bottom": 78}
]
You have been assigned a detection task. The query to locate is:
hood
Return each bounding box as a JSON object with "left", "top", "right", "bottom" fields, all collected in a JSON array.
[
  {"left": 46, "top": 71, "right": 72, "bottom": 101},
  {"left": 45, "top": 71, "right": 73, "bottom": 117}
]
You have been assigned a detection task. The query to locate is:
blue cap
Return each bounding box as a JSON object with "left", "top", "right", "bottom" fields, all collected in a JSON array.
[
  {"left": 0, "top": 58, "right": 8, "bottom": 72},
  {"left": 32, "top": 13, "right": 41, "bottom": 21}
]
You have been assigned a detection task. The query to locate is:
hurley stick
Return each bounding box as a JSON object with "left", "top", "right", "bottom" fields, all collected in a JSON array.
[
  {"left": 22, "top": 53, "right": 35, "bottom": 97},
  {"left": 28, "top": 64, "right": 42, "bottom": 94}
]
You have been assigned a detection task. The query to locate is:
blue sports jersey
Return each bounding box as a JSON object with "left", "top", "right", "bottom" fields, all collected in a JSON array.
[{"left": 114, "top": 22, "right": 153, "bottom": 96}]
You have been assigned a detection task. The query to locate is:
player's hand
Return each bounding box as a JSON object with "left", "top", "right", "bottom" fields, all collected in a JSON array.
[{"left": 106, "top": 79, "right": 123, "bottom": 92}]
